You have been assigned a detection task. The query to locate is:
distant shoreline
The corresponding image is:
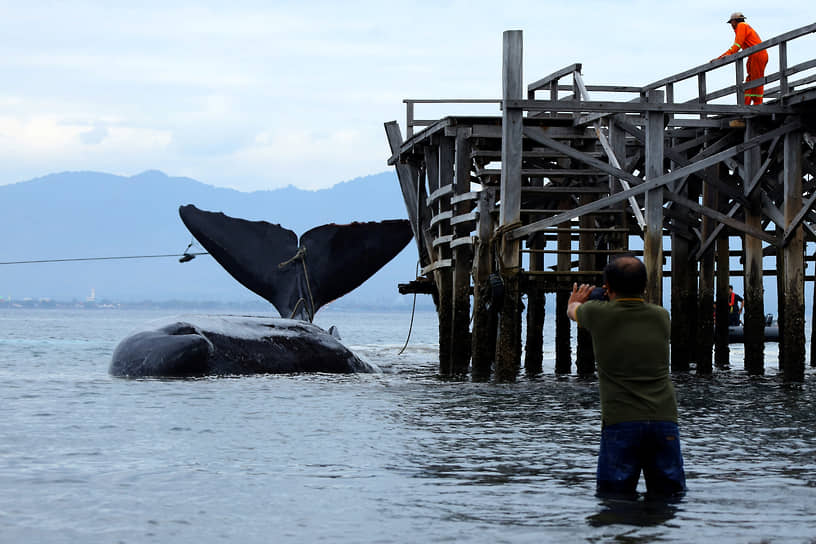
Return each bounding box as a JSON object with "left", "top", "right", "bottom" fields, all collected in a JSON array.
[{"left": 0, "top": 299, "right": 435, "bottom": 313}]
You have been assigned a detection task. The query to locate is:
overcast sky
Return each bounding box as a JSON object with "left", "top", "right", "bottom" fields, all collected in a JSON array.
[{"left": 1, "top": 1, "right": 812, "bottom": 191}]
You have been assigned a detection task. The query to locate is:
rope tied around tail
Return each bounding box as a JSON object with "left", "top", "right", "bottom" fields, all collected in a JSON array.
[{"left": 278, "top": 246, "right": 316, "bottom": 322}]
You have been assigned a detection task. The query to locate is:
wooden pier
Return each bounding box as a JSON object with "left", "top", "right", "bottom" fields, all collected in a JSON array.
[{"left": 386, "top": 24, "right": 816, "bottom": 382}]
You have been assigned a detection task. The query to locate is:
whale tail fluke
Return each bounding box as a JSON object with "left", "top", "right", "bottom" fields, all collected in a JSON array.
[{"left": 179, "top": 204, "right": 413, "bottom": 320}]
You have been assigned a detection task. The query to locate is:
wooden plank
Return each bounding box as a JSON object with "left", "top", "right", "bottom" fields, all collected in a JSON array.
[
  {"left": 507, "top": 99, "right": 791, "bottom": 115},
  {"left": 429, "top": 210, "right": 452, "bottom": 228},
  {"left": 476, "top": 168, "right": 608, "bottom": 177},
  {"left": 421, "top": 259, "right": 452, "bottom": 275},
  {"left": 527, "top": 63, "right": 582, "bottom": 94},
  {"left": 450, "top": 191, "right": 479, "bottom": 204},
  {"left": 451, "top": 210, "right": 478, "bottom": 226},
  {"left": 432, "top": 235, "right": 453, "bottom": 247},
  {"left": 521, "top": 186, "right": 610, "bottom": 194},
  {"left": 428, "top": 184, "right": 453, "bottom": 204},
  {"left": 471, "top": 149, "right": 603, "bottom": 159},
  {"left": 450, "top": 236, "right": 475, "bottom": 248}
]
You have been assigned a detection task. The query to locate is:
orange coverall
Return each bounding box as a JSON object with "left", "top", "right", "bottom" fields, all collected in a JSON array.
[{"left": 719, "top": 22, "right": 768, "bottom": 105}]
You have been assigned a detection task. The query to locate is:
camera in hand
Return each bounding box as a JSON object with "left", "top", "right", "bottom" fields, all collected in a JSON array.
[{"left": 589, "top": 287, "right": 609, "bottom": 301}]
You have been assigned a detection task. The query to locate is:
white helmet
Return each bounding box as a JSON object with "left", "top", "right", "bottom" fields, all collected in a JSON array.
[{"left": 727, "top": 12, "right": 746, "bottom": 22}]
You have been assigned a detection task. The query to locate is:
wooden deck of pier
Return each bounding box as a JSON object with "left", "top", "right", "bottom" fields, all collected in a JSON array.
[{"left": 385, "top": 24, "right": 816, "bottom": 382}]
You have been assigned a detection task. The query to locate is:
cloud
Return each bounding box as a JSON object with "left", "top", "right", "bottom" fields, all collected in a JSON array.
[
  {"left": 0, "top": 0, "right": 813, "bottom": 190},
  {"left": 79, "top": 125, "right": 109, "bottom": 145}
]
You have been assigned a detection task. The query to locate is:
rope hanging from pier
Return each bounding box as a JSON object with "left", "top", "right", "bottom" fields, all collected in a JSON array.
[{"left": 491, "top": 220, "right": 524, "bottom": 274}]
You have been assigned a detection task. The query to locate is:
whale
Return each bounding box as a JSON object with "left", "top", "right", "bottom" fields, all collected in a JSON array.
[
  {"left": 110, "top": 315, "right": 379, "bottom": 377},
  {"left": 177, "top": 204, "right": 414, "bottom": 322},
  {"left": 109, "top": 205, "right": 413, "bottom": 377}
]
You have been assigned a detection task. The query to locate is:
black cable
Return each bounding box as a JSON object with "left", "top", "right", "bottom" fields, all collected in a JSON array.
[{"left": 0, "top": 252, "right": 209, "bottom": 265}]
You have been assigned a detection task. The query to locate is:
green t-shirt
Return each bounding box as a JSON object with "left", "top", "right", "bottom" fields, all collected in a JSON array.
[{"left": 576, "top": 298, "right": 678, "bottom": 426}]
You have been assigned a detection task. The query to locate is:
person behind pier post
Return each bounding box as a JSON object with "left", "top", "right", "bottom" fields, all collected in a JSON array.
[
  {"left": 728, "top": 284, "right": 744, "bottom": 326},
  {"left": 566, "top": 254, "right": 686, "bottom": 498},
  {"left": 712, "top": 11, "right": 768, "bottom": 105}
]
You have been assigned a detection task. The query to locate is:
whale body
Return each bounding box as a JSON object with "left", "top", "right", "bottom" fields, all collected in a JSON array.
[
  {"left": 109, "top": 206, "right": 412, "bottom": 378},
  {"left": 110, "top": 315, "right": 379, "bottom": 377}
]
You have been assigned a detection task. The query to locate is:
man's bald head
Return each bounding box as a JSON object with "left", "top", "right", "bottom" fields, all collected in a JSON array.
[{"left": 603, "top": 255, "right": 647, "bottom": 298}]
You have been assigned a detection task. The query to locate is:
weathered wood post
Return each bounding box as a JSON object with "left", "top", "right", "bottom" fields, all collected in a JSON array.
[
  {"left": 609, "top": 116, "right": 630, "bottom": 254},
  {"left": 644, "top": 90, "right": 664, "bottom": 305},
  {"left": 471, "top": 188, "right": 498, "bottom": 381},
  {"left": 715, "top": 231, "right": 731, "bottom": 368},
  {"left": 451, "top": 129, "right": 473, "bottom": 376},
  {"left": 743, "top": 120, "right": 765, "bottom": 374},
  {"left": 697, "top": 168, "right": 717, "bottom": 375},
  {"left": 426, "top": 140, "right": 454, "bottom": 376},
  {"left": 782, "top": 128, "right": 805, "bottom": 381},
  {"left": 555, "top": 216, "right": 572, "bottom": 374},
  {"left": 525, "top": 233, "right": 545, "bottom": 376},
  {"left": 670, "top": 194, "right": 692, "bottom": 372},
  {"left": 576, "top": 195, "right": 596, "bottom": 376},
  {"left": 776, "top": 226, "right": 787, "bottom": 371},
  {"left": 384, "top": 121, "right": 432, "bottom": 270},
  {"left": 811, "top": 247, "right": 816, "bottom": 369},
  {"left": 495, "top": 29, "right": 524, "bottom": 382}
]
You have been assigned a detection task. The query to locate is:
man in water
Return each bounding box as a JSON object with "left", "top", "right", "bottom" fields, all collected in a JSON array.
[
  {"left": 567, "top": 255, "right": 686, "bottom": 498},
  {"left": 713, "top": 12, "right": 768, "bottom": 105},
  {"left": 728, "top": 285, "right": 744, "bottom": 326}
]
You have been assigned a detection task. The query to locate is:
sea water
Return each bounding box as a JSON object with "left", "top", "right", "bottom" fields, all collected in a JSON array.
[{"left": 0, "top": 308, "right": 814, "bottom": 543}]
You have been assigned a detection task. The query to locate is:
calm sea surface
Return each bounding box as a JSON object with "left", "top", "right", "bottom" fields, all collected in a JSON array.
[{"left": 1, "top": 307, "right": 815, "bottom": 543}]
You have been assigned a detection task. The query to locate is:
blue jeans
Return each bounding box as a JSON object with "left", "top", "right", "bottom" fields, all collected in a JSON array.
[{"left": 597, "top": 420, "right": 686, "bottom": 498}]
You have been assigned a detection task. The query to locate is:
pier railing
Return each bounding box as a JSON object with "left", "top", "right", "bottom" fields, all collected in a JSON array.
[{"left": 402, "top": 21, "right": 816, "bottom": 139}]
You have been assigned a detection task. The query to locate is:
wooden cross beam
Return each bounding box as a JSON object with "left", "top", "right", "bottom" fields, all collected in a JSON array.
[{"left": 510, "top": 120, "right": 801, "bottom": 240}]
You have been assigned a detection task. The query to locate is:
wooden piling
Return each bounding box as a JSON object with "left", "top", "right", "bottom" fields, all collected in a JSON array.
[
  {"left": 715, "top": 231, "right": 731, "bottom": 368},
  {"left": 495, "top": 30, "right": 524, "bottom": 382},
  {"left": 451, "top": 130, "right": 473, "bottom": 376},
  {"left": 644, "top": 90, "right": 664, "bottom": 305},
  {"left": 425, "top": 142, "right": 454, "bottom": 377},
  {"left": 555, "top": 218, "right": 572, "bottom": 375},
  {"left": 670, "top": 194, "right": 693, "bottom": 372},
  {"left": 743, "top": 120, "right": 765, "bottom": 375},
  {"left": 576, "top": 195, "right": 596, "bottom": 376},
  {"left": 524, "top": 234, "right": 545, "bottom": 376},
  {"left": 782, "top": 128, "right": 805, "bottom": 381},
  {"left": 471, "top": 189, "right": 498, "bottom": 381},
  {"left": 697, "top": 166, "right": 717, "bottom": 374}
]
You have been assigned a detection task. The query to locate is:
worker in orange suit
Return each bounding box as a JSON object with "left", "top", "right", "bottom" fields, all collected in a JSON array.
[{"left": 714, "top": 12, "right": 768, "bottom": 105}]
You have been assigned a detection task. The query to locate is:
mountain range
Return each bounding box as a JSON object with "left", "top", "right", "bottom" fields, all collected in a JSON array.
[{"left": 0, "top": 170, "right": 425, "bottom": 310}]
